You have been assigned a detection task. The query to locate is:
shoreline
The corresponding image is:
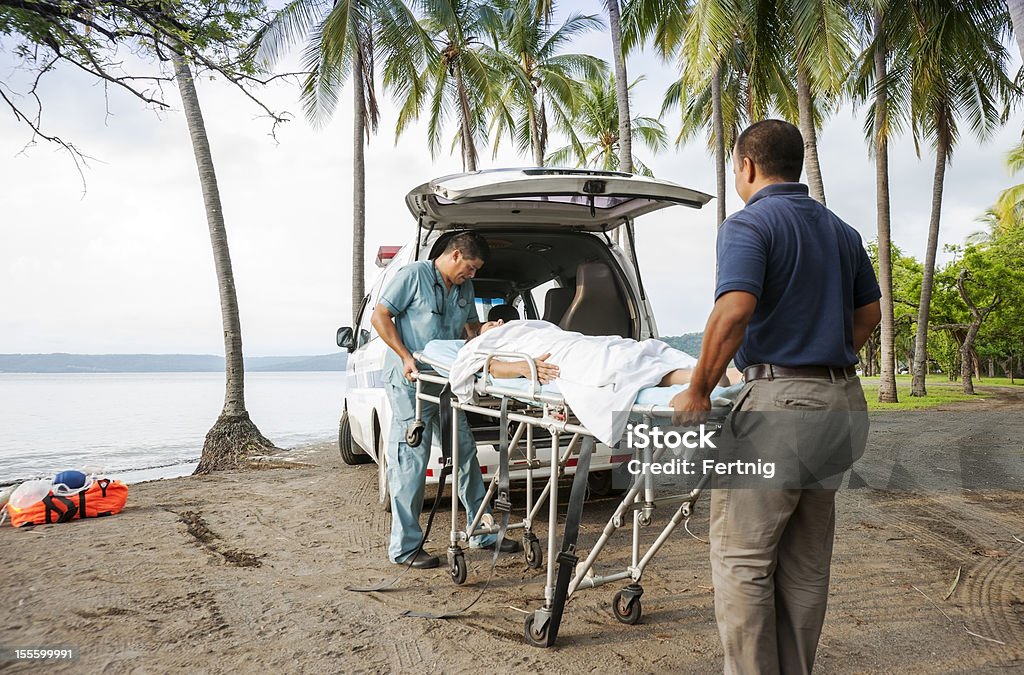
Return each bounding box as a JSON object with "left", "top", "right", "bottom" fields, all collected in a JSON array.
[{"left": 1, "top": 438, "right": 332, "bottom": 488}]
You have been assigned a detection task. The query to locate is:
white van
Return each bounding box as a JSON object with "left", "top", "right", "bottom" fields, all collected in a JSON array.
[{"left": 336, "top": 168, "right": 711, "bottom": 509}]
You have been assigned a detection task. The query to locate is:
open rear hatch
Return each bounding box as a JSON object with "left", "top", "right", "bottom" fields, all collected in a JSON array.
[{"left": 406, "top": 168, "right": 713, "bottom": 231}]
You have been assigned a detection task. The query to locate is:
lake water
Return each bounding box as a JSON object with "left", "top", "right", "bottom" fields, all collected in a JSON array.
[{"left": 0, "top": 372, "right": 347, "bottom": 485}]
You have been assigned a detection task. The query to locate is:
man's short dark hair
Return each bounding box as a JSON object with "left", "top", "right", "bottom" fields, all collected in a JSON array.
[
  {"left": 444, "top": 231, "right": 490, "bottom": 263},
  {"left": 735, "top": 119, "right": 804, "bottom": 182}
]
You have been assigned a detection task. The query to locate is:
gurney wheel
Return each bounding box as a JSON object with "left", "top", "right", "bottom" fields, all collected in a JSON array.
[
  {"left": 612, "top": 589, "right": 642, "bottom": 625},
  {"left": 405, "top": 421, "right": 425, "bottom": 448},
  {"left": 523, "top": 613, "right": 550, "bottom": 648},
  {"left": 524, "top": 535, "right": 543, "bottom": 569},
  {"left": 449, "top": 552, "right": 467, "bottom": 585}
]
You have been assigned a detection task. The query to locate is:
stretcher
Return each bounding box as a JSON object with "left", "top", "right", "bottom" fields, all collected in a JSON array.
[{"left": 407, "top": 340, "right": 739, "bottom": 646}]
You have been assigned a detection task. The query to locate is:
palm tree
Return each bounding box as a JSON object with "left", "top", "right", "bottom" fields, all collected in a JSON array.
[
  {"left": 869, "top": 5, "right": 898, "bottom": 404},
  {"left": 851, "top": 0, "right": 914, "bottom": 403},
  {"left": 682, "top": 0, "right": 851, "bottom": 205},
  {"left": 254, "top": 0, "right": 389, "bottom": 321},
  {"left": 630, "top": 0, "right": 792, "bottom": 224},
  {"left": 624, "top": 0, "right": 734, "bottom": 220},
  {"left": 384, "top": 0, "right": 499, "bottom": 171},
  {"left": 906, "top": 0, "right": 1017, "bottom": 396},
  {"left": 782, "top": 0, "right": 856, "bottom": 205},
  {"left": 483, "top": 0, "right": 605, "bottom": 166},
  {"left": 662, "top": 51, "right": 744, "bottom": 225},
  {"left": 677, "top": 0, "right": 750, "bottom": 226},
  {"left": 171, "top": 53, "right": 276, "bottom": 473},
  {"left": 606, "top": 0, "right": 633, "bottom": 174},
  {"left": 547, "top": 74, "right": 667, "bottom": 174}
]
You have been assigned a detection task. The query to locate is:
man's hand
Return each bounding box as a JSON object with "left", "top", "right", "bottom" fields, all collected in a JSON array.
[
  {"left": 670, "top": 386, "right": 711, "bottom": 427},
  {"left": 526, "top": 353, "right": 560, "bottom": 384},
  {"left": 402, "top": 355, "right": 419, "bottom": 382},
  {"left": 372, "top": 303, "right": 418, "bottom": 382}
]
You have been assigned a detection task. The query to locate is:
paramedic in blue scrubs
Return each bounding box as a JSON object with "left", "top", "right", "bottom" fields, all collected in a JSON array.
[{"left": 370, "top": 232, "right": 521, "bottom": 569}]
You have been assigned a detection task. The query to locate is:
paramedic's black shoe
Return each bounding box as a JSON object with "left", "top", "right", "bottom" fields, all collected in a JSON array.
[
  {"left": 398, "top": 549, "right": 440, "bottom": 569},
  {"left": 482, "top": 538, "right": 523, "bottom": 554}
]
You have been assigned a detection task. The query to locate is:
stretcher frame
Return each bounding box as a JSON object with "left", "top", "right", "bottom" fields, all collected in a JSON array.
[{"left": 409, "top": 348, "right": 724, "bottom": 646}]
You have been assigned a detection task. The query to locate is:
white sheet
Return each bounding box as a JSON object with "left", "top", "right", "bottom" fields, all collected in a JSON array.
[{"left": 449, "top": 320, "right": 699, "bottom": 445}]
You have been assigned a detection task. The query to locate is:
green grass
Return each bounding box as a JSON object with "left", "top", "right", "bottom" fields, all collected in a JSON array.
[
  {"left": 855, "top": 372, "right": 1024, "bottom": 410},
  {"left": 860, "top": 383, "right": 984, "bottom": 411}
]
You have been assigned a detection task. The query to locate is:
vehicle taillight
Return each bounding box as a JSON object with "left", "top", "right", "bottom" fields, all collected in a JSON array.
[{"left": 375, "top": 246, "right": 401, "bottom": 267}]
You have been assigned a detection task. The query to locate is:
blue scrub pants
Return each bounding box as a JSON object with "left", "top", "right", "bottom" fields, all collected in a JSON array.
[{"left": 385, "top": 380, "right": 495, "bottom": 563}]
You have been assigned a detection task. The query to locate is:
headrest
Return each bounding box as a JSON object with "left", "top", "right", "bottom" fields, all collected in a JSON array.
[
  {"left": 487, "top": 304, "right": 520, "bottom": 322},
  {"left": 558, "top": 261, "right": 631, "bottom": 338},
  {"left": 541, "top": 287, "right": 576, "bottom": 324}
]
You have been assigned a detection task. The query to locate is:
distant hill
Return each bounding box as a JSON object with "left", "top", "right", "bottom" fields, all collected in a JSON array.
[
  {"left": 658, "top": 332, "right": 703, "bottom": 358},
  {"left": 0, "top": 353, "right": 348, "bottom": 373}
]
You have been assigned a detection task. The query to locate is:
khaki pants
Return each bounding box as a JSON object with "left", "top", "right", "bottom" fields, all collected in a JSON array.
[{"left": 710, "top": 376, "right": 867, "bottom": 674}]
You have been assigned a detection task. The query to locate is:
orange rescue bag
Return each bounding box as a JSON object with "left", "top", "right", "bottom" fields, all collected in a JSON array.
[{"left": 8, "top": 479, "right": 128, "bottom": 528}]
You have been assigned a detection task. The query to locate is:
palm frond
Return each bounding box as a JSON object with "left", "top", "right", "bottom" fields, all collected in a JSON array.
[{"left": 253, "top": 0, "right": 330, "bottom": 68}]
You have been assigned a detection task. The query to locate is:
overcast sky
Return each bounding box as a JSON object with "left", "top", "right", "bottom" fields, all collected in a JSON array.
[{"left": 2, "top": 1, "right": 1021, "bottom": 356}]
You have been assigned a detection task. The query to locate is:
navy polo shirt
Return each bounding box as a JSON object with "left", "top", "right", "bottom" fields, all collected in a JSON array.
[{"left": 715, "top": 183, "right": 881, "bottom": 370}]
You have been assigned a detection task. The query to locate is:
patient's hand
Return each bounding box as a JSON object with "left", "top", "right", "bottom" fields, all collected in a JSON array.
[
  {"left": 526, "top": 353, "right": 559, "bottom": 384},
  {"left": 488, "top": 354, "right": 559, "bottom": 383}
]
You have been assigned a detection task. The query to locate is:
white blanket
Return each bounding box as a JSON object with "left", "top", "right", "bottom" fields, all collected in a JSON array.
[{"left": 449, "top": 320, "right": 698, "bottom": 445}]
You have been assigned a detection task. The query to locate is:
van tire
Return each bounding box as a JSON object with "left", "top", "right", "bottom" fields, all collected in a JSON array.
[
  {"left": 339, "top": 411, "right": 371, "bottom": 466},
  {"left": 587, "top": 469, "right": 624, "bottom": 497}
]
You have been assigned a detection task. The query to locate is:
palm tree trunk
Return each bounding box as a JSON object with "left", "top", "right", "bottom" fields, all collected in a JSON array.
[
  {"left": 1009, "top": 0, "right": 1024, "bottom": 64},
  {"left": 607, "top": 0, "right": 631, "bottom": 174},
  {"left": 529, "top": 98, "right": 544, "bottom": 166},
  {"left": 910, "top": 135, "right": 949, "bottom": 397},
  {"left": 172, "top": 52, "right": 275, "bottom": 474},
  {"left": 712, "top": 58, "right": 726, "bottom": 226},
  {"left": 455, "top": 63, "right": 477, "bottom": 172},
  {"left": 873, "top": 11, "right": 898, "bottom": 404},
  {"left": 352, "top": 49, "right": 367, "bottom": 322},
  {"left": 796, "top": 62, "right": 826, "bottom": 204}
]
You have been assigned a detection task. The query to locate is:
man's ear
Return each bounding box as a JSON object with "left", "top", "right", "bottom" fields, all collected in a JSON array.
[{"left": 739, "top": 156, "right": 755, "bottom": 183}]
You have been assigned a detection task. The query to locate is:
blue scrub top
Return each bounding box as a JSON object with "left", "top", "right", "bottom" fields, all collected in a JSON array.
[{"left": 379, "top": 260, "right": 476, "bottom": 385}]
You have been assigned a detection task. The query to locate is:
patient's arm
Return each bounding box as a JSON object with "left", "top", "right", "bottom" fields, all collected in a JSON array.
[
  {"left": 487, "top": 353, "right": 560, "bottom": 384},
  {"left": 659, "top": 368, "right": 694, "bottom": 386},
  {"left": 658, "top": 366, "right": 743, "bottom": 388}
]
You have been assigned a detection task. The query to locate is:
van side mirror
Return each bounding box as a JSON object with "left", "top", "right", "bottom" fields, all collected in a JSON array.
[{"left": 337, "top": 326, "right": 355, "bottom": 352}]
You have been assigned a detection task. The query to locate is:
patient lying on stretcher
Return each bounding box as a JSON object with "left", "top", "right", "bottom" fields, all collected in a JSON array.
[
  {"left": 447, "top": 319, "right": 742, "bottom": 445},
  {"left": 474, "top": 318, "right": 739, "bottom": 387}
]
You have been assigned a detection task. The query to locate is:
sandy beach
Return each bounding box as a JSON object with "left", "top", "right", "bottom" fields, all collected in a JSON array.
[{"left": 2, "top": 389, "right": 1023, "bottom": 673}]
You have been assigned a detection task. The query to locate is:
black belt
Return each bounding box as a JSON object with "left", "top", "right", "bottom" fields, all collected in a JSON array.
[{"left": 743, "top": 364, "right": 857, "bottom": 382}]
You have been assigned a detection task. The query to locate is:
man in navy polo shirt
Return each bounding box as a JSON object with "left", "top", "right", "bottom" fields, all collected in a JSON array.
[{"left": 672, "top": 119, "right": 881, "bottom": 674}]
